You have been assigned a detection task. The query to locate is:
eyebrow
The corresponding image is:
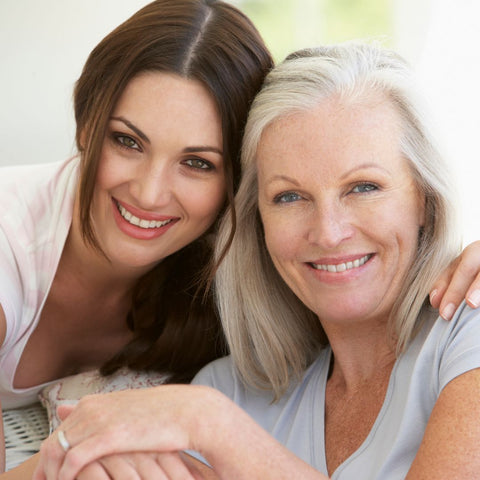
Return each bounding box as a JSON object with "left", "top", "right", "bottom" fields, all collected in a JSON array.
[
  {"left": 266, "top": 174, "right": 301, "bottom": 186},
  {"left": 265, "top": 163, "right": 389, "bottom": 186},
  {"left": 184, "top": 146, "right": 223, "bottom": 156},
  {"left": 110, "top": 116, "right": 223, "bottom": 155},
  {"left": 110, "top": 116, "right": 150, "bottom": 144},
  {"left": 338, "top": 162, "right": 390, "bottom": 180}
]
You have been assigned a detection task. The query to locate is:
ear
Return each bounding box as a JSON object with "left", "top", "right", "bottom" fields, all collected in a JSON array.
[{"left": 78, "top": 129, "right": 87, "bottom": 151}]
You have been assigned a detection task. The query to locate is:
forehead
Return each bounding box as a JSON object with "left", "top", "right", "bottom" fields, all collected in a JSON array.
[
  {"left": 257, "top": 93, "right": 405, "bottom": 175},
  {"left": 112, "top": 71, "right": 222, "bottom": 143},
  {"left": 115, "top": 71, "right": 219, "bottom": 118}
]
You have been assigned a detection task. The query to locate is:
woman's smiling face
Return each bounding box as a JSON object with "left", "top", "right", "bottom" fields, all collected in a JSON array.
[
  {"left": 257, "top": 94, "right": 425, "bottom": 327},
  {"left": 90, "top": 72, "right": 225, "bottom": 273}
]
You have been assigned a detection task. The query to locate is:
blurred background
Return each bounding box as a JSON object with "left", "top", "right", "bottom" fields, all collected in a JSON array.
[{"left": 1, "top": 0, "right": 479, "bottom": 243}]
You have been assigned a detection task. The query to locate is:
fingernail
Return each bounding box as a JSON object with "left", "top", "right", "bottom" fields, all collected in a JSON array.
[
  {"left": 468, "top": 289, "right": 480, "bottom": 308},
  {"left": 429, "top": 289, "right": 438, "bottom": 303},
  {"left": 441, "top": 303, "right": 456, "bottom": 321}
]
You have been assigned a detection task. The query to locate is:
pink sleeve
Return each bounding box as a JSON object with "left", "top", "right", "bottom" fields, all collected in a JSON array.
[{"left": 0, "top": 225, "right": 24, "bottom": 351}]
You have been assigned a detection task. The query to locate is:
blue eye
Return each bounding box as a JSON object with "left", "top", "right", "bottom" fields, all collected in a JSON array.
[
  {"left": 183, "top": 158, "right": 214, "bottom": 170},
  {"left": 274, "top": 192, "right": 302, "bottom": 203},
  {"left": 352, "top": 183, "right": 378, "bottom": 193}
]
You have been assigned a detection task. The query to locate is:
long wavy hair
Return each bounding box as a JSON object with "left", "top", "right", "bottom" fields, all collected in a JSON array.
[{"left": 74, "top": 0, "right": 273, "bottom": 382}]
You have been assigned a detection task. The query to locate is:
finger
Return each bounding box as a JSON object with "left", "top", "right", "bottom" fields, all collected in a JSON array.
[
  {"left": 58, "top": 428, "right": 180, "bottom": 480},
  {"left": 98, "top": 454, "right": 145, "bottom": 480},
  {"left": 56, "top": 415, "right": 191, "bottom": 478},
  {"left": 57, "top": 432, "right": 129, "bottom": 480},
  {"left": 438, "top": 257, "right": 480, "bottom": 320},
  {"left": 40, "top": 426, "right": 104, "bottom": 480},
  {"left": 32, "top": 447, "right": 47, "bottom": 480},
  {"left": 130, "top": 453, "right": 170, "bottom": 480},
  {"left": 40, "top": 386, "right": 201, "bottom": 479},
  {"left": 58, "top": 404, "right": 76, "bottom": 421},
  {"left": 155, "top": 452, "right": 197, "bottom": 480},
  {"left": 76, "top": 461, "right": 113, "bottom": 480},
  {"left": 429, "top": 259, "right": 457, "bottom": 309},
  {"left": 464, "top": 272, "right": 480, "bottom": 309},
  {"left": 99, "top": 452, "right": 181, "bottom": 480},
  {"left": 37, "top": 429, "right": 70, "bottom": 480}
]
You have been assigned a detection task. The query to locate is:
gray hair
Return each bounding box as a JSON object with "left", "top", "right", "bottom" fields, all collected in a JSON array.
[{"left": 214, "top": 42, "right": 461, "bottom": 397}]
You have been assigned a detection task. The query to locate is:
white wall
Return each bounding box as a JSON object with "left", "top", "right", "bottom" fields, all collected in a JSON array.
[
  {"left": 414, "top": 0, "right": 480, "bottom": 244},
  {"left": 0, "top": 0, "right": 150, "bottom": 167},
  {"left": 2, "top": 0, "right": 479, "bottom": 243}
]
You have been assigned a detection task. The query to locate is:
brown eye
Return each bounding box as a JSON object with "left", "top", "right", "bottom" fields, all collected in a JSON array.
[
  {"left": 115, "top": 134, "right": 141, "bottom": 151},
  {"left": 183, "top": 158, "right": 214, "bottom": 170}
]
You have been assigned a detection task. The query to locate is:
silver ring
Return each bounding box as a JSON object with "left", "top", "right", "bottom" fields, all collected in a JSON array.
[{"left": 57, "top": 430, "right": 71, "bottom": 452}]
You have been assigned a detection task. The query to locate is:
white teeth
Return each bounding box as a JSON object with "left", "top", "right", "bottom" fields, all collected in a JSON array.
[
  {"left": 117, "top": 203, "right": 172, "bottom": 229},
  {"left": 311, "top": 254, "right": 371, "bottom": 272}
]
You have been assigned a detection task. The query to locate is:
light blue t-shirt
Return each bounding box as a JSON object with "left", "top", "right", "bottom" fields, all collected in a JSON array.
[{"left": 192, "top": 302, "right": 480, "bottom": 479}]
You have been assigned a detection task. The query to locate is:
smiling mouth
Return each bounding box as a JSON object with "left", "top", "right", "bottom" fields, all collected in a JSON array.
[
  {"left": 115, "top": 201, "right": 174, "bottom": 229},
  {"left": 310, "top": 254, "right": 373, "bottom": 273}
]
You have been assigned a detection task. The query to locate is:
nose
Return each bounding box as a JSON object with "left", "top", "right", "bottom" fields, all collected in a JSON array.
[
  {"left": 306, "top": 201, "right": 354, "bottom": 249},
  {"left": 130, "top": 159, "right": 173, "bottom": 210}
]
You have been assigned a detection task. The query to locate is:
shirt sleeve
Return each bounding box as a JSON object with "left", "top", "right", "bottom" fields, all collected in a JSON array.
[
  {"left": 0, "top": 224, "right": 24, "bottom": 351},
  {"left": 191, "top": 356, "right": 237, "bottom": 392}
]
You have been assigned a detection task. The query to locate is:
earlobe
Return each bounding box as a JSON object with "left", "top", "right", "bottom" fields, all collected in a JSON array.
[
  {"left": 78, "top": 128, "right": 88, "bottom": 151},
  {"left": 79, "top": 131, "right": 86, "bottom": 151}
]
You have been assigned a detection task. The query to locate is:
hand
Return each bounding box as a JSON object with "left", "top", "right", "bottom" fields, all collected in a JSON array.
[
  {"left": 430, "top": 240, "right": 480, "bottom": 319},
  {"left": 32, "top": 385, "right": 221, "bottom": 480},
  {"left": 34, "top": 384, "right": 325, "bottom": 480},
  {"left": 75, "top": 451, "right": 213, "bottom": 480}
]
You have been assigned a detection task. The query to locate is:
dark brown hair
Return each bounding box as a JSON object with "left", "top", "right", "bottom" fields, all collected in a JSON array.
[{"left": 74, "top": 0, "right": 273, "bottom": 382}]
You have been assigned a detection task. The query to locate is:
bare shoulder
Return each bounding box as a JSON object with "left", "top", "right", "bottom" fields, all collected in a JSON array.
[{"left": 407, "top": 368, "right": 480, "bottom": 479}]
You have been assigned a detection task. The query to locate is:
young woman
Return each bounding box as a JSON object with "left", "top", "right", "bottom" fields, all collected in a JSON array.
[
  {"left": 0, "top": 0, "right": 273, "bottom": 473},
  {"left": 33, "top": 43, "right": 480, "bottom": 480}
]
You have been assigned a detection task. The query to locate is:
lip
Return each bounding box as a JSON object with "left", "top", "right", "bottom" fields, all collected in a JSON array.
[
  {"left": 307, "top": 253, "right": 375, "bottom": 283},
  {"left": 114, "top": 198, "right": 178, "bottom": 222},
  {"left": 310, "top": 253, "right": 372, "bottom": 266},
  {"left": 111, "top": 197, "right": 179, "bottom": 240}
]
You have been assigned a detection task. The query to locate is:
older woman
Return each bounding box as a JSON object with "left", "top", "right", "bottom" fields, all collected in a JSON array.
[
  {"left": 204, "top": 42, "right": 480, "bottom": 478},
  {"left": 34, "top": 43, "right": 480, "bottom": 480}
]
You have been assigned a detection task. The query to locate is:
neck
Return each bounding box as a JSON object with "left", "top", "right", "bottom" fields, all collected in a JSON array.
[{"left": 323, "top": 319, "right": 397, "bottom": 390}]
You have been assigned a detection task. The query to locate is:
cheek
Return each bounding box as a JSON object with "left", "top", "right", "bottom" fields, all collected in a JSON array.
[
  {"left": 95, "top": 150, "right": 121, "bottom": 190},
  {"left": 263, "top": 217, "right": 298, "bottom": 265},
  {"left": 377, "top": 203, "right": 422, "bottom": 264},
  {"left": 264, "top": 224, "right": 311, "bottom": 306},
  {"left": 186, "top": 180, "right": 226, "bottom": 224},
  {"left": 91, "top": 159, "right": 111, "bottom": 206}
]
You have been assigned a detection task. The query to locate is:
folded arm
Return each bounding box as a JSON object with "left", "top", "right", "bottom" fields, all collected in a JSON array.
[{"left": 32, "top": 385, "right": 324, "bottom": 480}]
